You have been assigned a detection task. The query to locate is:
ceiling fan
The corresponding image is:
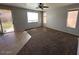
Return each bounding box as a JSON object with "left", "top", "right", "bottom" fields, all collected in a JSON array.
[{"left": 36, "top": 3, "right": 49, "bottom": 9}]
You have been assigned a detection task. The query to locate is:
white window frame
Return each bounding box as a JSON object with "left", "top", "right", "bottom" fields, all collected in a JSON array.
[
  {"left": 67, "top": 10, "right": 78, "bottom": 29},
  {"left": 27, "top": 12, "right": 38, "bottom": 23},
  {"left": 43, "top": 12, "right": 47, "bottom": 24}
]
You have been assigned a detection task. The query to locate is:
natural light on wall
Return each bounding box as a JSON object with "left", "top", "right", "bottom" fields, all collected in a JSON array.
[
  {"left": 43, "top": 12, "right": 47, "bottom": 24},
  {"left": 27, "top": 12, "right": 38, "bottom": 23},
  {"left": 67, "top": 11, "right": 78, "bottom": 28}
]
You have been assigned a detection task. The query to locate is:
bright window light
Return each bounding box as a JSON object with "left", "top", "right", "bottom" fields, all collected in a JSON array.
[
  {"left": 27, "top": 12, "right": 38, "bottom": 23},
  {"left": 67, "top": 11, "right": 78, "bottom": 28},
  {"left": 43, "top": 12, "right": 47, "bottom": 24}
]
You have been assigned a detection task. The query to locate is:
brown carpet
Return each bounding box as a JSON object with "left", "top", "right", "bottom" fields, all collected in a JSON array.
[{"left": 17, "top": 27, "right": 78, "bottom": 55}]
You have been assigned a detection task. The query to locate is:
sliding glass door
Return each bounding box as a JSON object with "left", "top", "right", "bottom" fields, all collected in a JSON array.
[
  {"left": 0, "top": 19, "right": 3, "bottom": 34},
  {"left": 0, "top": 9, "right": 14, "bottom": 34}
]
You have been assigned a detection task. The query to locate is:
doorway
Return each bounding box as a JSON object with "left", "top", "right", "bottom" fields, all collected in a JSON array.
[{"left": 0, "top": 9, "right": 14, "bottom": 33}]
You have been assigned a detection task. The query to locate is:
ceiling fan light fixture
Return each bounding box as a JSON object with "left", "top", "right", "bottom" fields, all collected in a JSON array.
[{"left": 36, "top": 3, "right": 49, "bottom": 10}]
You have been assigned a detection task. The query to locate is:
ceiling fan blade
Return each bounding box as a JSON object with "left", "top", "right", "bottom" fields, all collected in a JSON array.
[
  {"left": 36, "top": 7, "right": 39, "bottom": 9},
  {"left": 36, "top": 3, "right": 49, "bottom": 10},
  {"left": 43, "top": 6, "right": 49, "bottom": 8}
]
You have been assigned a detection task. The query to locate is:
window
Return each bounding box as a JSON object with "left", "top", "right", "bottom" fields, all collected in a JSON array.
[
  {"left": 67, "top": 11, "right": 78, "bottom": 28},
  {"left": 27, "top": 12, "right": 38, "bottom": 23},
  {"left": 43, "top": 12, "right": 47, "bottom": 24}
]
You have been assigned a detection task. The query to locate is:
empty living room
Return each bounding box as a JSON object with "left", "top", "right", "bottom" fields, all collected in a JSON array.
[{"left": 0, "top": 3, "right": 79, "bottom": 55}]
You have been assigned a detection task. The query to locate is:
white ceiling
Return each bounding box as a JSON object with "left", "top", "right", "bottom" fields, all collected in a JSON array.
[
  {"left": 46, "top": 3, "right": 72, "bottom": 8},
  {"left": 1, "top": 3, "right": 73, "bottom": 11}
]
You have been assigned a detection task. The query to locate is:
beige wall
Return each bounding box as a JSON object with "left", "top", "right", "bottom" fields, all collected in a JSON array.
[
  {"left": 45, "top": 4, "right": 79, "bottom": 36},
  {"left": 12, "top": 8, "right": 42, "bottom": 31},
  {"left": 0, "top": 5, "right": 42, "bottom": 32}
]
